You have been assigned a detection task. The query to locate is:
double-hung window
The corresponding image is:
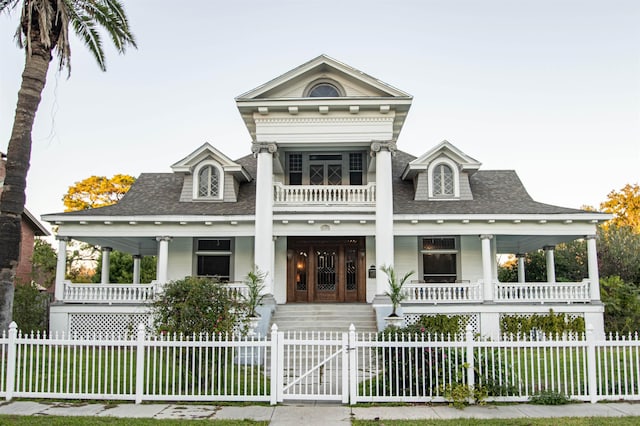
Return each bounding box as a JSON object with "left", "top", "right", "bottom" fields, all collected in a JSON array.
[
  {"left": 196, "top": 239, "right": 232, "bottom": 281},
  {"left": 421, "top": 237, "right": 458, "bottom": 283}
]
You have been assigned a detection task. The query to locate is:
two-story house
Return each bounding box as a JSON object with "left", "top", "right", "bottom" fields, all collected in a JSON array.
[{"left": 43, "top": 55, "right": 608, "bottom": 337}]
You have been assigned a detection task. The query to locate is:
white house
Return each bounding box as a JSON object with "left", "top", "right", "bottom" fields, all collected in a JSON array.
[{"left": 43, "top": 55, "right": 609, "bottom": 337}]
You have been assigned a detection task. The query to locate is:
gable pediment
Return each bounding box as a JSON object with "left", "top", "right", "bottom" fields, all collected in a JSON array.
[{"left": 236, "top": 54, "right": 411, "bottom": 100}]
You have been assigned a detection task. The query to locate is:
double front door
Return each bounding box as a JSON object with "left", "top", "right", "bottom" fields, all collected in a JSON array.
[{"left": 287, "top": 237, "right": 366, "bottom": 302}]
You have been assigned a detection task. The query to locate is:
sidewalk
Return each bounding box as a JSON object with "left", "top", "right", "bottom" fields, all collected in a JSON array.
[{"left": 0, "top": 400, "right": 639, "bottom": 425}]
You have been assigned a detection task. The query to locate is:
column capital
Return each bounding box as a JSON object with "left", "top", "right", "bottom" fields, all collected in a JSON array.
[
  {"left": 251, "top": 142, "right": 278, "bottom": 156},
  {"left": 515, "top": 253, "right": 526, "bottom": 258},
  {"left": 370, "top": 140, "right": 397, "bottom": 157},
  {"left": 585, "top": 234, "right": 596, "bottom": 240},
  {"left": 56, "top": 236, "right": 70, "bottom": 242},
  {"left": 156, "top": 236, "right": 172, "bottom": 243},
  {"left": 479, "top": 234, "right": 494, "bottom": 240},
  {"left": 102, "top": 246, "right": 112, "bottom": 252},
  {"left": 543, "top": 245, "right": 555, "bottom": 251},
  {"left": 132, "top": 254, "right": 142, "bottom": 259}
]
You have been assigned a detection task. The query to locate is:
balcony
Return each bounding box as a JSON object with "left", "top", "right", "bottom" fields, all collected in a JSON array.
[{"left": 273, "top": 182, "right": 376, "bottom": 208}]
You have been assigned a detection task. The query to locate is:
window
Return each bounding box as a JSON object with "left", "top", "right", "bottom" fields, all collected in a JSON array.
[
  {"left": 196, "top": 163, "right": 222, "bottom": 199},
  {"left": 421, "top": 237, "right": 458, "bottom": 283},
  {"left": 196, "top": 239, "right": 231, "bottom": 281},
  {"left": 433, "top": 164, "right": 454, "bottom": 196},
  {"left": 288, "top": 154, "right": 302, "bottom": 185},
  {"left": 349, "top": 153, "right": 363, "bottom": 185},
  {"left": 308, "top": 83, "right": 340, "bottom": 97},
  {"left": 285, "top": 152, "right": 366, "bottom": 185}
]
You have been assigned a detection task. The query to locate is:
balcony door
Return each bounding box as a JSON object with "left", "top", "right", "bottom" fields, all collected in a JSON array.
[
  {"left": 309, "top": 158, "right": 342, "bottom": 185},
  {"left": 287, "top": 237, "right": 365, "bottom": 302}
]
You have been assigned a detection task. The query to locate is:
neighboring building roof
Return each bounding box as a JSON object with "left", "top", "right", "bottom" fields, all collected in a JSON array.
[
  {"left": 48, "top": 149, "right": 590, "bottom": 218},
  {"left": 22, "top": 208, "right": 50, "bottom": 236}
]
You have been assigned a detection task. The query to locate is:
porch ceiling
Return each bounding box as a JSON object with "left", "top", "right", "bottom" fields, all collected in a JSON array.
[
  {"left": 496, "top": 234, "right": 582, "bottom": 254},
  {"left": 76, "top": 236, "right": 159, "bottom": 256}
]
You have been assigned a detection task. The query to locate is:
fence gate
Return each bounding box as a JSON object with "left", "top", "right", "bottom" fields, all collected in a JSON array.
[{"left": 275, "top": 330, "right": 350, "bottom": 402}]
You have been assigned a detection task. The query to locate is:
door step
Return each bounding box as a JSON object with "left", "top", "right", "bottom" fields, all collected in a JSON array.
[{"left": 270, "top": 303, "right": 378, "bottom": 333}]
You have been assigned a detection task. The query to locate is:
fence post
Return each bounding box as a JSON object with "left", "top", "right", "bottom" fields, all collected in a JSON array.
[
  {"left": 270, "top": 324, "right": 278, "bottom": 405},
  {"left": 348, "top": 324, "right": 357, "bottom": 404},
  {"left": 5, "top": 322, "right": 17, "bottom": 401},
  {"left": 135, "top": 323, "right": 146, "bottom": 404},
  {"left": 465, "top": 324, "right": 475, "bottom": 404},
  {"left": 586, "top": 324, "right": 598, "bottom": 403}
]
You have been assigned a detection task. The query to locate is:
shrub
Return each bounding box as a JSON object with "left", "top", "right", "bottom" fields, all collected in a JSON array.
[
  {"left": 13, "top": 283, "right": 49, "bottom": 334},
  {"left": 529, "top": 390, "right": 571, "bottom": 405},
  {"left": 500, "top": 310, "right": 585, "bottom": 337}
]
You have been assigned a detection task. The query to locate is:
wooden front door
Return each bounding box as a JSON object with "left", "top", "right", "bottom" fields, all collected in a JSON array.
[{"left": 287, "top": 237, "right": 366, "bottom": 302}]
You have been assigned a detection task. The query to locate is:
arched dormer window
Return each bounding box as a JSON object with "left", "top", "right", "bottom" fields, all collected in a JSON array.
[
  {"left": 428, "top": 158, "right": 459, "bottom": 198},
  {"left": 194, "top": 162, "right": 223, "bottom": 200},
  {"left": 305, "top": 79, "right": 344, "bottom": 97}
]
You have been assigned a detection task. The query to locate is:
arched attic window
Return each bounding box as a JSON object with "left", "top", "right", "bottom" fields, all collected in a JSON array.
[
  {"left": 431, "top": 163, "right": 456, "bottom": 197},
  {"left": 194, "top": 162, "right": 223, "bottom": 200},
  {"left": 305, "top": 80, "right": 344, "bottom": 97}
]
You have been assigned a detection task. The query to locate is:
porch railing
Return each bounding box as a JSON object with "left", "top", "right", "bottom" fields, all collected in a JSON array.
[
  {"left": 494, "top": 280, "right": 591, "bottom": 303},
  {"left": 273, "top": 182, "right": 376, "bottom": 205},
  {"left": 63, "top": 281, "right": 157, "bottom": 303},
  {"left": 403, "top": 282, "right": 483, "bottom": 303}
]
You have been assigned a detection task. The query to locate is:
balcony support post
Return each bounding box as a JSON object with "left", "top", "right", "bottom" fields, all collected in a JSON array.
[
  {"left": 516, "top": 253, "right": 526, "bottom": 283},
  {"left": 156, "top": 237, "right": 171, "bottom": 287},
  {"left": 544, "top": 245, "right": 556, "bottom": 283},
  {"left": 54, "top": 236, "right": 69, "bottom": 301},
  {"left": 480, "top": 234, "right": 494, "bottom": 301},
  {"left": 586, "top": 235, "right": 601, "bottom": 301},
  {"left": 132, "top": 254, "right": 142, "bottom": 285},
  {"left": 253, "top": 142, "right": 277, "bottom": 295},
  {"left": 372, "top": 141, "right": 395, "bottom": 295},
  {"left": 101, "top": 246, "right": 112, "bottom": 284}
]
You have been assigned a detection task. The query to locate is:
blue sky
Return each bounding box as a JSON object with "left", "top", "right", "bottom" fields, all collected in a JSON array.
[{"left": 1, "top": 0, "right": 639, "bottom": 231}]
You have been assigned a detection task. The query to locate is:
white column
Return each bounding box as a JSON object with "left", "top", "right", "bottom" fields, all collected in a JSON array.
[
  {"left": 252, "top": 142, "right": 276, "bottom": 295},
  {"left": 516, "top": 253, "right": 526, "bottom": 283},
  {"left": 544, "top": 245, "right": 556, "bottom": 283},
  {"left": 586, "top": 235, "right": 601, "bottom": 301},
  {"left": 480, "top": 234, "right": 494, "bottom": 301},
  {"left": 54, "top": 237, "right": 69, "bottom": 301},
  {"left": 101, "top": 247, "right": 112, "bottom": 284},
  {"left": 132, "top": 254, "right": 141, "bottom": 285},
  {"left": 372, "top": 141, "right": 395, "bottom": 295},
  {"left": 156, "top": 237, "right": 171, "bottom": 285}
]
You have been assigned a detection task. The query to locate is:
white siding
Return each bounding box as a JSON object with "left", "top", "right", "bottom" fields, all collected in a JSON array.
[
  {"left": 274, "top": 237, "right": 287, "bottom": 303},
  {"left": 366, "top": 236, "right": 376, "bottom": 302},
  {"left": 460, "top": 236, "right": 483, "bottom": 282},
  {"left": 167, "top": 237, "right": 193, "bottom": 281},
  {"left": 233, "top": 237, "right": 254, "bottom": 282},
  {"left": 393, "top": 236, "right": 419, "bottom": 280}
]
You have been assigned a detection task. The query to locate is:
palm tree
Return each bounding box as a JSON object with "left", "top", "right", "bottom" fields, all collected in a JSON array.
[{"left": 0, "top": 0, "right": 136, "bottom": 331}]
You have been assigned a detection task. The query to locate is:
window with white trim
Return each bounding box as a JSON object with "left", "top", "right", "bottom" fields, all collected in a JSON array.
[
  {"left": 433, "top": 164, "right": 454, "bottom": 196},
  {"left": 420, "top": 237, "right": 458, "bottom": 283},
  {"left": 196, "top": 239, "right": 232, "bottom": 281},
  {"left": 194, "top": 162, "right": 223, "bottom": 200}
]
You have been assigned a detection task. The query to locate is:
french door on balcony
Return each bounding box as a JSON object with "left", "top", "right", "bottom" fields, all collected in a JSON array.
[{"left": 287, "top": 237, "right": 366, "bottom": 302}]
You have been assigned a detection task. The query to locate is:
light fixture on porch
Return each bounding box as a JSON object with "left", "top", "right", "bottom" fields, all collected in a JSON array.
[{"left": 368, "top": 265, "right": 376, "bottom": 279}]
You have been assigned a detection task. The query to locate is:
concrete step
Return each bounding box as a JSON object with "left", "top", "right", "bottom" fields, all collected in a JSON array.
[{"left": 270, "top": 303, "right": 377, "bottom": 333}]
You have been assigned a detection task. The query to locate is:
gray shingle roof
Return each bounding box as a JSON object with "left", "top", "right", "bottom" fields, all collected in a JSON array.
[{"left": 52, "top": 150, "right": 586, "bottom": 217}]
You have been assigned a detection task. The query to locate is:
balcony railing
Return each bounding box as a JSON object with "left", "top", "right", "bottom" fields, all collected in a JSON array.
[
  {"left": 494, "top": 280, "right": 591, "bottom": 303},
  {"left": 403, "top": 282, "right": 483, "bottom": 303},
  {"left": 273, "top": 182, "right": 376, "bottom": 206}
]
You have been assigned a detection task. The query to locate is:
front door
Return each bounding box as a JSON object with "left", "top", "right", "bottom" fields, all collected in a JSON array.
[{"left": 287, "top": 237, "right": 366, "bottom": 302}]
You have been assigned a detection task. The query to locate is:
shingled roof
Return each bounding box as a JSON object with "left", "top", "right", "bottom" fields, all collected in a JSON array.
[{"left": 52, "top": 149, "right": 587, "bottom": 218}]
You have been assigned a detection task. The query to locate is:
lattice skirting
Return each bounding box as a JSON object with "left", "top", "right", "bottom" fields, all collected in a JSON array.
[
  {"left": 404, "top": 313, "right": 480, "bottom": 335},
  {"left": 69, "top": 313, "right": 150, "bottom": 338}
]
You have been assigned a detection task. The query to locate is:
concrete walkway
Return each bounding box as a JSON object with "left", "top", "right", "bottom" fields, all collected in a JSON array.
[{"left": 0, "top": 400, "right": 639, "bottom": 424}]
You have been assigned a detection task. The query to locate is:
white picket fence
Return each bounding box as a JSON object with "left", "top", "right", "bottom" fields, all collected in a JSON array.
[{"left": 0, "top": 322, "right": 638, "bottom": 404}]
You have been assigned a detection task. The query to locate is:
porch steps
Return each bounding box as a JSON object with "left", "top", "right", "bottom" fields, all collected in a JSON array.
[{"left": 270, "top": 303, "right": 378, "bottom": 333}]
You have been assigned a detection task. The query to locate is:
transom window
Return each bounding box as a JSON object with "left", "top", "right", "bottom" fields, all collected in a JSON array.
[
  {"left": 308, "top": 83, "right": 340, "bottom": 97},
  {"left": 197, "top": 164, "right": 221, "bottom": 199},
  {"left": 421, "top": 237, "right": 458, "bottom": 283},
  {"left": 433, "top": 164, "right": 454, "bottom": 196},
  {"left": 196, "top": 239, "right": 232, "bottom": 281}
]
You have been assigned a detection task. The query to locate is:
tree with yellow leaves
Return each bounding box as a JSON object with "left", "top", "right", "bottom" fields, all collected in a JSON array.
[
  {"left": 600, "top": 183, "right": 640, "bottom": 233},
  {"left": 63, "top": 174, "right": 135, "bottom": 212}
]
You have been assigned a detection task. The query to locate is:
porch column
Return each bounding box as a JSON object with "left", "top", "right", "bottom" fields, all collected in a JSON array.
[
  {"left": 132, "top": 254, "right": 141, "bottom": 285},
  {"left": 156, "top": 237, "right": 171, "bottom": 285},
  {"left": 372, "top": 141, "right": 396, "bottom": 295},
  {"left": 252, "top": 142, "right": 277, "bottom": 295},
  {"left": 516, "top": 253, "right": 526, "bottom": 283},
  {"left": 54, "top": 236, "right": 69, "bottom": 301},
  {"left": 586, "top": 235, "right": 601, "bottom": 301},
  {"left": 480, "top": 234, "right": 494, "bottom": 301},
  {"left": 544, "top": 245, "right": 556, "bottom": 283},
  {"left": 101, "top": 247, "right": 112, "bottom": 284}
]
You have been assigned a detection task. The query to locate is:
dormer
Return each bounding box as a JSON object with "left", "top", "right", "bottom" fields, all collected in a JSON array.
[
  {"left": 402, "top": 141, "right": 481, "bottom": 201},
  {"left": 235, "top": 54, "right": 413, "bottom": 147},
  {"left": 171, "top": 143, "right": 251, "bottom": 202}
]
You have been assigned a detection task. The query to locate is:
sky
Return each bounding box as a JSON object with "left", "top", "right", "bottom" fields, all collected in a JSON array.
[{"left": 1, "top": 0, "right": 639, "bottom": 234}]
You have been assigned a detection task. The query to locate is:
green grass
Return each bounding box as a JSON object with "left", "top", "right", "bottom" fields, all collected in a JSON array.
[
  {"left": 353, "top": 417, "right": 640, "bottom": 426},
  {"left": 0, "top": 416, "right": 267, "bottom": 425}
]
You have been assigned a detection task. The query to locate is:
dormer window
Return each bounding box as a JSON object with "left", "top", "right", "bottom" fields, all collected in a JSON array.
[
  {"left": 194, "top": 162, "right": 223, "bottom": 200},
  {"left": 433, "top": 164, "right": 454, "bottom": 196},
  {"left": 304, "top": 79, "right": 344, "bottom": 97}
]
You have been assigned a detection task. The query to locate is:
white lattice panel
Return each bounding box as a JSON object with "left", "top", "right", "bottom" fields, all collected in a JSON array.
[
  {"left": 69, "top": 313, "right": 150, "bottom": 338},
  {"left": 404, "top": 313, "right": 479, "bottom": 334}
]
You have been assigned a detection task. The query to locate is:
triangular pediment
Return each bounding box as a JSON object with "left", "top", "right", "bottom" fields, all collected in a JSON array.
[
  {"left": 236, "top": 54, "right": 411, "bottom": 100},
  {"left": 171, "top": 143, "right": 250, "bottom": 181},
  {"left": 402, "top": 140, "right": 481, "bottom": 180}
]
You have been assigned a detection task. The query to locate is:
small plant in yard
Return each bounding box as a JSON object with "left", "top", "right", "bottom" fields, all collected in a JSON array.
[
  {"left": 242, "top": 268, "right": 267, "bottom": 318},
  {"left": 380, "top": 264, "right": 414, "bottom": 316},
  {"left": 441, "top": 383, "right": 487, "bottom": 409},
  {"left": 529, "top": 389, "right": 571, "bottom": 405}
]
